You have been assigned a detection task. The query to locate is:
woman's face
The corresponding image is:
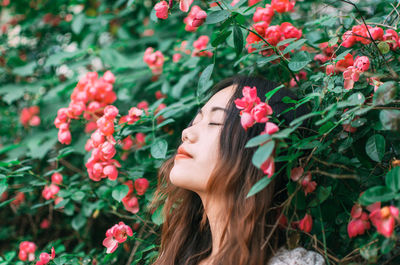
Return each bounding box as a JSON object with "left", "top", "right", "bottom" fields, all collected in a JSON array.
[{"left": 169, "top": 85, "right": 236, "bottom": 195}]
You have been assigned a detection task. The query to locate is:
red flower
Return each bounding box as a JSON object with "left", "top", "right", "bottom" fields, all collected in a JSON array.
[
  {"left": 298, "top": 213, "right": 313, "bottom": 233},
  {"left": 369, "top": 206, "right": 399, "bottom": 238},
  {"left": 271, "top": 0, "right": 295, "bottom": 13}
]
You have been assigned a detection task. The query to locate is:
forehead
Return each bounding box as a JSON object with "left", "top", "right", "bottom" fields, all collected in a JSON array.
[{"left": 201, "top": 85, "right": 235, "bottom": 112}]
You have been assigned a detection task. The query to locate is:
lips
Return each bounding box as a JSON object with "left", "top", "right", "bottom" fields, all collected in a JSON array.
[{"left": 176, "top": 146, "right": 193, "bottom": 159}]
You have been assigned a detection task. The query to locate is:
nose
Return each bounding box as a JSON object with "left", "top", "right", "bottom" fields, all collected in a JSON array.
[{"left": 181, "top": 126, "right": 196, "bottom": 143}]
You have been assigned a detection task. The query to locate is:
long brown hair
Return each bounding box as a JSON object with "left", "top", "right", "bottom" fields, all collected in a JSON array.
[{"left": 150, "top": 75, "right": 310, "bottom": 265}]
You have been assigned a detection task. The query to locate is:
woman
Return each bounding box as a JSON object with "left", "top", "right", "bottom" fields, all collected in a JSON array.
[{"left": 150, "top": 75, "right": 325, "bottom": 265}]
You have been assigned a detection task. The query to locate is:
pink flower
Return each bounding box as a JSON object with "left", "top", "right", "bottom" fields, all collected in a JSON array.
[
  {"left": 280, "top": 22, "right": 302, "bottom": 40},
  {"left": 36, "top": 247, "right": 55, "bottom": 265},
  {"left": 301, "top": 172, "right": 316, "bottom": 196},
  {"left": 42, "top": 184, "right": 60, "bottom": 200},
  {"left": 262, "top": 122, "right": 279, "bottom": 135},
  {"left": 40, "top": 218, "right": 51, "bottom": 229},
  {"left": 173, "top": 53, "right": 182, "bottom": 62},
  {"left": 103, "top": 222, "right": 133, "bottom": 254},
  {"left": 298, "top": 214, "right": 313, "bottom": 233},
  {"left": 347, "top": 204, "right": 370, "bottom": 238},
  {"left": 271, "top": 0, "right": 295, "bottom": 13},
  {"left": 51, "top": 172, "right": 63, "bottom": 184},
  {"left": 240, "top": 111, "right": 255, "bottom": 131},
  {"left": 260, "top": 156, "right": 275, "bottom": 178},
  {"left": 122, "top": 181, "right": 140, "bottom": 213},
  {"left": 265, "top": 25, "right": 282, "bottom": 46},
  {"left": 143, "top": 47, "right": 165, "bottom": 75},
  {"left": 127, "top": 107, "right": 144, "bottom": 124},
  {"left": 290, "top": 167, "right": 304, "bottom": 181},
  {"left": 192, "top": 35, "right": 213, "bottom": 57},
  {"left": 103, "top": 70, "right": 115, "bottom": 84},
  {"left": 154, "top": 1, "right": 169, "bottom": 19},
  {"left": 342, "top": 30, "right": 356, "bottom": 48},
  {"left": 369, "top": 206, "right": 399, "bottom": 238},
  {"left": 18, "top": 241, "right": 36, "bottom": 261},
  {"left": 180, "top": 0, "right": 194, "bottom": 12},
  {"left": 353, "top": 56, "right": 370, "bottom": 72},
  {"left": 135, "top": 178, "right": 149, "bottom": 195},
  {"left": 343, "top": 66, "right": 360, "bottom": 90},
  {"left": 191, "top": 10, "right": 207, "bottom": 28},
  {"left": 383, "top": 29, "right": 399, "bottom": 50},
  {"left": 253, "top": 5, "right": 274, "bottom": 24},
  {"left": 234, "top": 86, "right": 260, "bottom": 112},
  {"left": 250, "top": 102, "right": 272, "bottom": 123}
]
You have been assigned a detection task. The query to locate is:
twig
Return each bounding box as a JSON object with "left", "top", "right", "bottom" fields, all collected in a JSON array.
[
  {"left": 125, "top": 225, "right": 146, "bottom": 265},
  {"left": 309, "top": 169, "right": 359, "bottom": 180},
  {"left": 59, "top": 158, "right": 86, "bottom": 178},
  {"left": 311, "top": 156, "right": 356, "bottom": 172},
  {"left": 109, "top": 210, "right": 158, "bottom": 235}
]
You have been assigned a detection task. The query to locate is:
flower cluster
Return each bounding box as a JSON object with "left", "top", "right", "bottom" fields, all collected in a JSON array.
[
  {"left": 290, "top": 167, "right": 317, "bottom": 196},
  {"left": 342, "top": 24, "right": 384, "bottom": 48},
  {"left": 42, "top": 172, "right": 63, "bottom": 200},
  {"left": 347, "top": 204, "right": 371, "bottom": 238},
  {"left": 54, "top": 71, "right": 117, "bottom": 145},
  {"left": 18, "top": 241, "right": 36, "bottom": 262},
  {"left": 314, "top": 42, "right": 337, "bottom": 64},
  {"left": 192, "top": 35, "right": 213, "bottom": 57},
  {"left": 342, "top": 56, "right": 370, "bottom": 90},
  {"left": 347, "top": 199, "right": 399, "bottom": 239},
  {"left": 102, "top": 221, "right": 133, "bottom": 254},
  {"left": 20, "top": 106, "right": 40, "bottom": 127},
  {"left": 35, "top": 247, "right": 55, "bottom": 265},
  {"left": 121, "top": 178, "right": 149, "bottom": 214},
  {"left": 143, "top": 47, "right": 165, "bottom": 75},
  {"left": 85, "top": 106, "right": 121, "bottom": 182},
  {"left": 234, "top": 86, "right": 279, "bottom": 178},
  {"left": 154, "top": 0, "right": 195, "bottom": 19},
  {"left": 184, "top": 5, "right": 207, "bottom": 32},
  {"left": 246, "top": 20, "right": 302, "bottom": 59}
]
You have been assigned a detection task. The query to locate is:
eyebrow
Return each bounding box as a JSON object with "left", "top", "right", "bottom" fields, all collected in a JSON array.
[{"left": 198, "top": 106, "right": 227, "bottom": 115}]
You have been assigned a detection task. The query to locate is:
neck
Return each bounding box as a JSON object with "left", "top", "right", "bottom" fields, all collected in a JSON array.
[{"left": 198, "top": 192, "right": 228, "bottom": 260}]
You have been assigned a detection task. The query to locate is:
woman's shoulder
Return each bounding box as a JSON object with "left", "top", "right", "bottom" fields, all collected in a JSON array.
[{"left": 267, "top": 247, "right": 325, "bottom": 265}]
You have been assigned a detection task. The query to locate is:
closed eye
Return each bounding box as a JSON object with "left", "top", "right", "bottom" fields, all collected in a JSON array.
[{"left": 209, "top": 123, "right": 223, "bottom": 126}]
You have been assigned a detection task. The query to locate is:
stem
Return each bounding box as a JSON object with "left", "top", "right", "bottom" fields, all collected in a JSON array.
[{"left": 318, "top": 204, "right": 331, "bottom": 265}]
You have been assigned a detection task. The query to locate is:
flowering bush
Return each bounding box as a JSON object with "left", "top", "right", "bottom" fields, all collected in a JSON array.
[{"left": 1, "top": 0, "right": 400, "bottom": 264}]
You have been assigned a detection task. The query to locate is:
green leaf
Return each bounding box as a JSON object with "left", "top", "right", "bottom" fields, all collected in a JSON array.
[
  {"left": 246, "top": 176, "right": 273, "bottom": 198},
  {"left": 171, "top": 69, "right": 199, "bottom": 99},
  {"left": 151, "top": 139, "right": 168, "bottom": 159},
  {"left": 245, "top": 133, "right": 272, "bottom": 148},
  {"left": 385, "top": 167, "right": 400, "bottom": 192},
  {"left": 256, "top": 55, "right": 280, "bottom": 66},
  {"left": 288, "top": 51, "right": 311, "bottom": 71},
  {"left": 380, "top": 110, "right": 400, "bottom": 131},
  {"left": 328, "top": 37, "right": 339, "bottom": 47},
  {"left": 72, "top": 13, "right": 85, "bottom": 34},
  {"left": 373, "top": 82, "right": 397, "bottom": 106},
  {"left": 112, "top": 185, "right": 129, "bottom": 202},
  {"left": 71, "top": 191, "right": 86, "bottom": 202},
  {"left": 252, "top": 140, "right": 275, "bottom": 168},
  {"left": 282, "top": 39, "right": 307, "bottom": 54},
  {"left": 212, "top": 30, "right": 232, "bottom": 47},
  {"left": 12, "top": 62, "right": 36, "bottom": 76},
  {"left": 265, "top": 84, "right": 284, "bottom": 100},
  {"left": 365, "top": 134, "right": 385, "bottom": 162},
  {"left": 308, "top": 186, "right": 331, "bottom": 207},
  {"left": 71, "top": 213, "right": 86, "bottom": 231},
  {"left": 359, "top": 186, "right": 396, "bottom": 205},
  {"left": 0, "top": 179, "right": 7, "bottom": 198},
  {"left": 54, "top": 198, "right": 70, "bottom": 209},
  {"left": 335, "top": 49, "right": 352, "bottom": 61},
  {"left": 152, "top": 205, "right": 164, "bottom": 225},
  {"left": 205, "top": 10, "right": 230, "bottom": 24},
  {"left": 233, "top": 25, "right": 244, "bottom": 56},
  {"left": 277, "top": 38, "right": 297, "bottom": 47},
  {"left": 197, "top": 64, "right": 214, "bottom": 96},
  {"left": 347, "top": 92, "right": 365, "bottom": 105}
]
